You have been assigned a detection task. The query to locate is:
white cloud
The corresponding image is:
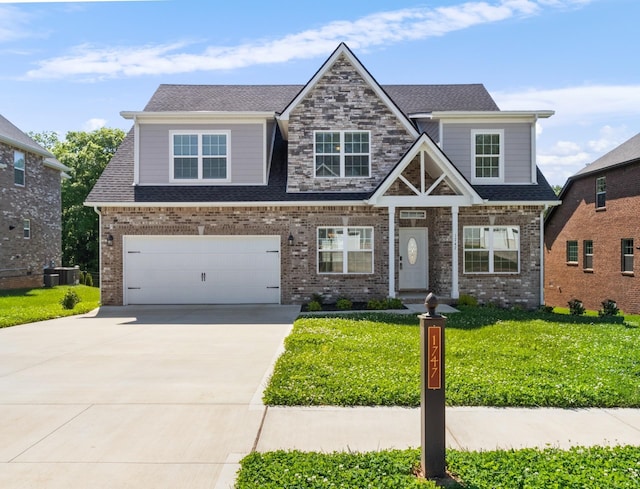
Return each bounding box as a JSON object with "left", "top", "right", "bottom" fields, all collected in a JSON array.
[
  {"left": 0, "top": 5, "right": 32, "bottom": 42},
  {"left": 24, "top": 0, "right": 589, "bottom": 80},
  {"left": 82, "top": 118, "right": 107, "bottom": 131}
]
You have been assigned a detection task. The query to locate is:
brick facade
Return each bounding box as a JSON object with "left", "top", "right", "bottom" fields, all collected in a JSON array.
[
  {"left": 0, "top": 142, "right": 62, "bottom": 289},
  {"left": 545, "top": 163, "right": 640, "bottom": 314},
  {"left": 287, "top": 54, "right": 415, "bottom": 193}
]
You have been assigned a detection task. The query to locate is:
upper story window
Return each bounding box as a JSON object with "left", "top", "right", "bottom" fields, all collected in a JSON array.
[
  {"left": 622, "top": 238, "right": 634, "bottom": 274},
  {"left": 14, "top": 150, "right": 25, "bottom": 186},
  {"left": 566, "top": 240, "right": 578, "bottom": 264},
  {"left": 23, "top": 219, "right": 31, "bottom": 239},
  {"left": 463, "top": 226, "right": 519, "bottom": 274},
  {"left": 471, "top": 130, "right": 504, "bottom": 183},
  {"left": 314, "top": 131, "right": 370, "bottom": 178},
  {"left": 317, "top": 226, "right": 373, "bottom": 274},
  {"left": 596, "top": 176, "right": 606, "bottom": 208},
  {"left": 170, "top": 131, "right": 230, "bottom": 182},
  {"left": 583, "top": 240, "right": 593, "bottom": 270}
]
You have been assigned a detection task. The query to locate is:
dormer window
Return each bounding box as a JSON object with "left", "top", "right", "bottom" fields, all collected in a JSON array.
[
  {"left": 314, "top": 131, "right": 370, "bottom": 178},
  {"left": 471, "top": 130, "right": 504, "bottom": 183},
  {"left": 170, "top": 131, "right": 230, "bottom": 182}
]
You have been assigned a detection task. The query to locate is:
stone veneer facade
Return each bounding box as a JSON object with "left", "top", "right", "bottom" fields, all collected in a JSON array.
[
  {"left": 287, "top": 54, "right": 416, "bottom": 193},
  {"left": 100, "top": 203, "right": 544, "bottom": 309},
  {"left": 0, "top": 141, "right": 62, "bottom": 289}
]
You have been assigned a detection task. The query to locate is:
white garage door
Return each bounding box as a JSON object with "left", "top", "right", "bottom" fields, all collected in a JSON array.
[{"left": 123, "top": 235, "right": 281, "bottom": 305}]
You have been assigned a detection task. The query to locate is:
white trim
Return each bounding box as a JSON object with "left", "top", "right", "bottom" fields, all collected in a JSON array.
[
  {"left": 471, "top": 129, "right": 504, "bottom": 184},
  {"left": 13, "top": 150, "right": 25, "bottom": 187},
  {"left": 531, "top": 117, "right": 538, "bottom": 184},
  {"left": 133, "top": 117, "right": 140, "bottom": 185},
  {"left": 43, "top": 158, "right": 70, "bottom": 173},
  {"left": 169, "top": 130, "right": 231, "bottom": 183},
  {"left": 93, "top": 207, "right": 103, "bottom": 305},
  {"left": 313, "top": 130, "right": 371, "bottom": 178},
  {"left": 451, "top": 205, "right": 459, "bottom": 299},
  {"left": 388, "top": 206, "right": 395, "bottom": 298},
  {"left": 121, "top": 111, "right": 275, "bottom": 122},
  {"left": 85, "top": 200, "right": 369, "bottom": 208},
  {"left": 262, "top": 120, "right": 268, "bottom": 185},
  {"left": 540, "top": 206, "right": 546, "bottom": 306},
  {"left": 432, "top": 110, "right": 554, "bottom": 121},
  {"left": 23, "top": 218, "right": 31, "bottom": 239},
  {"left": 0, "top": 135, "right": 53, "bottom": 158},
  {"left": 462, "top": 225, "right": 521, "bottom": 274},
  {"left": 399, "top": 210, "right": 427, "bottom": 219},
  {"left": 317, "top": 226, "right": 374, "bottom": 275}
]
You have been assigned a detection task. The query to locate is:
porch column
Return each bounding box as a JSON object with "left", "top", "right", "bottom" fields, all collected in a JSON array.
[
  {"left": 451, "top": 205, "right": 459, "bottom": 299},
  {"left": 388, "top": 205, "right": 396, "bottom": 298}
]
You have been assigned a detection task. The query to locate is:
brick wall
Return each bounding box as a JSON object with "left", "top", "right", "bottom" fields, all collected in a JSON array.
[
  {"left": 100, "top": 205, "right": 390, "bottom": 305},
  {"left": 0, "top": 142, "right": 62, "bottom": 289},
  {"left": 545, "top": 163, "right": 640, "bottom": 314},
  {"left": 287, "top": 54, "right": 415, "bottom": 192}
]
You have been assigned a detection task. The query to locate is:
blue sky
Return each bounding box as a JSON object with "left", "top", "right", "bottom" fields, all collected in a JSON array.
[{"left": 1, "top": 0, "right": 638, "bottom": 186}]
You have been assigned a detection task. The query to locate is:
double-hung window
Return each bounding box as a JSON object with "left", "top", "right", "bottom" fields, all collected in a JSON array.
[
  {"left": 314, "top": 131, "right": 370, "bottom": 178},
  {"left": 622, "top": 239, "right": 634, "bottom": 274},
  {"left": 23, "top": 219, "right": 31, "bottom": 239},
  {"left": 171, "top": 131, "right": 230, "bottom": 182},
  {"left": 471, "top": 130, "right": 504, "bottom": 183},
  {"left": 14, "top": 150, "right": 25, "bottom": 186},
  {"left": 463, "top": 226, "right": 519, "bottom": 273},
  {"left": 318, "top": 226, "right": 373, "bottom": 274},
  {"left": 566, "top": 240, "right": 578, "bottom": 263},
  {"left": 583, "top": 240, "right": 593, "bottom": 270},
  {"left": 596, "top": 176, "right": 606, "bottom": 208}
]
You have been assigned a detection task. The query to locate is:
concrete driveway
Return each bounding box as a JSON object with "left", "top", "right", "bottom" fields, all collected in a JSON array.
[{"left": 0, "top": 305, "right": 299, "bottom": 489}]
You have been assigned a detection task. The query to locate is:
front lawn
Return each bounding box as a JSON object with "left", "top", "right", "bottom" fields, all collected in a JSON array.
[
  {"left": 0, "top": 286, "right": 100, "bottom": 328},
  {"left": 237, "top": 445, "right": 640, "bottom": 488},
  {"left": 263, "top": 308, "right": 640, "bottom": 407}
]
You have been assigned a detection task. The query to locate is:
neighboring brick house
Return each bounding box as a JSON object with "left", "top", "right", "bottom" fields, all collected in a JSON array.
[
  {"left": 0, "top": 114, "right": 70, "bottom": 289},
  {"left": 86, "top": 43, "right": 559, "bottom": 307},
  {"left": 545, "top": 132, "right": 640, "bottom": 314}
]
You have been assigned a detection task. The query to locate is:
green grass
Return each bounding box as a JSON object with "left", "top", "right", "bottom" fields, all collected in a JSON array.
[
  {"left": 0, "top": 286, "right": 100, "bottom": 328},
  {"left": 236, "top": 446, "right": 640, "bottom": 488},
  {"left": 263, "top": 308, "right": 640, "bottom": 407}
]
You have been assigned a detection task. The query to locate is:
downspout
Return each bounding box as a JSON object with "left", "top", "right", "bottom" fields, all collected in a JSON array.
[
  {"left": 531, "top": 116, "right": 538, "bottom": 184},
  {"left": 93, "top": 206, "right": 102, "bottom": 305},
  {"left": 540, "top": 205, "right": 547, "bottom": 306},
  {"left": 451, "top": 205, "right": 459, "bottom": 299}
]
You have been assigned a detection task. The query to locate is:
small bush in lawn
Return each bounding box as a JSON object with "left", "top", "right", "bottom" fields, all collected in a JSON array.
[
  {"left": 598, "top": 299, "right": 619, "bottom": 317},
  {"left": 367, "top": 298, "right": 383, "bottom": 310},
  {"left": 78, "top": 271, "right": 86, "bottom": 285},
  {"left": 457, "top": 294, "right": 478, "bottom": 307},
  {"left": 568, "top": 298, "right": 585, "bottom": 316},
  {"left": 311, "top": 292, "right": 324, "bottom": 305},
  {"left": 307, "top": 300, "right": 322, "bottom": 312},
  {"left": 385, "top": 297, "right": 403, "bottom": 309},
  {"left": 60, "top": 289, "right": 81, "bottom": 310},
  {"left": 84, "top": 273, "right": 94, "bottom": 287},
  {"left": 336, "top": 298, "right": 352, "bottom": 310}
]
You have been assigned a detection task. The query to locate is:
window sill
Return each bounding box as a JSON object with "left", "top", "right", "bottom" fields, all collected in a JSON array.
[
  {"left": 622, "top": 271, "right": 635, "bottom": 277},
  {"left": 596, "top": 207, "right": 606, "bottom": 212},
  {"left": 566, "top": 262, "right": 579, "bottom": 267},
  {"left": 583, "top": 268, "right": 594, "bottom": 273}
]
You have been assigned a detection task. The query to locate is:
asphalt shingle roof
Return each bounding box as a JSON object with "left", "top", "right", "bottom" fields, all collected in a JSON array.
[
  {"left": 0, "top": 113, "right": 53, "bottom": 157},
  {"left": 573, "top": 132, "right": 640, "bottom": 178}
]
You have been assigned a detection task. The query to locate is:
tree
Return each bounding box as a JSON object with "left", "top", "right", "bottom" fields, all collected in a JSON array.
[
  {"left": 32, "top": 128, "right": 125, "bottom": 274},
  {"left": 552, "top": 184, "right": 563, "bottom": 196}
]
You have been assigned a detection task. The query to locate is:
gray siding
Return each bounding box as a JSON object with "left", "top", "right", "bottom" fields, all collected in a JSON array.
[
  {"left": 442, "top": 123, "right": 532, "bottom": 183},
  {"left": 138, "top": 122, "right": 266, "bottom": 185},
  {"left": 415, "top": 119, "right": 440, "bottom": 143}
]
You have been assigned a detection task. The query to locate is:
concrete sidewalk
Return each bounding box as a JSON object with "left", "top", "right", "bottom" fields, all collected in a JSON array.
[{"left": 256, "top": 406, "right": 640, "bottom": 453}]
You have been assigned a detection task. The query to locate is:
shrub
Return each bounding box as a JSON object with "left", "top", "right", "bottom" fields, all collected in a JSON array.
[
  {"left": 539, "top": 304, "right": 554, "bottom": 313},
  {"left": 336, "top": 298, "right": 352, "bottom": 310},
  {"left": 457, "top": 294, "right": 478, "bottom": 307},
  {"left": 568, "top": 298, "right": 585, "bottom": 316},
  {"left": 78, "top": 271, "right": 86, "bottom": 285},
  {"left": 60, "top": 289, "right": 81, "bottom": 310},
  {"left": 367, "top": 299, "right": 383, "bottom": 310},
  {"left": 307, "top": 300, "right": 322, "bottom": 312},
  {"left": 385, "top": 297, "right": 403, "bottom": 309},
  {"left": 84, "top": 273, "right": 94, "bottom": 287},
  {"left": 599, "top": 299, "right": 619, "bottom": 317},
  {"left": 311, "top": 293, "right": 324, "bottom": 305}
]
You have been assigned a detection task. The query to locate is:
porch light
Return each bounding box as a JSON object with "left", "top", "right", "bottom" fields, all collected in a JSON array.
[
  {"left": 106, "top": 234, "right": 114, "bottom": 247},
  {"left": 288, "top": 233, "right": 294, "bottom": 246}
]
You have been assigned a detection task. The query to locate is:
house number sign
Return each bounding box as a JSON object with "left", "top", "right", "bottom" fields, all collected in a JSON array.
[{"left": 427, "top": 326, "right": 442, "bottom": 390}]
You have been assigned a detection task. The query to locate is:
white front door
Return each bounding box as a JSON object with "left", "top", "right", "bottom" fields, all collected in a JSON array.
[{"left": 399, "top": 228, "right": 428, "bottom": 290}]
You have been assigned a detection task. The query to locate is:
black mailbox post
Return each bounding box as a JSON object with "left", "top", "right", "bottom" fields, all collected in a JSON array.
[{"left": 419, "top": 292, "right": 446, "bottom": 479}]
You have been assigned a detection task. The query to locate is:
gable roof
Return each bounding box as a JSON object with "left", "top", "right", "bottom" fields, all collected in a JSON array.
[
  {"left": 573, "top": 131, "right": 640, "bottom": 178},
  {"left": 0, "top": 114, "right": 54, "bottom": 159}
]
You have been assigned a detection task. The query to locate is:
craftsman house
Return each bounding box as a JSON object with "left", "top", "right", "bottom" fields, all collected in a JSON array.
[
  {"left": 0, "top": 114, "right": 69, "bottom": 289},
  {"left": 86, "top": 43, "right": 558, "bottom": 307},
  {"left": 545, "top": 132, "right": 640, "bottom": 314}
]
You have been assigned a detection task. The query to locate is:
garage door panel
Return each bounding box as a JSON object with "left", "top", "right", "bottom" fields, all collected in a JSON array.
[{"left": 124, "top": 236, "right": 280, "bottom": 305}]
